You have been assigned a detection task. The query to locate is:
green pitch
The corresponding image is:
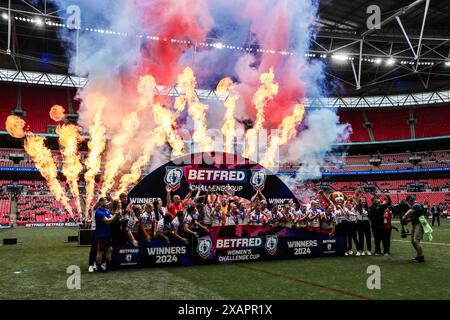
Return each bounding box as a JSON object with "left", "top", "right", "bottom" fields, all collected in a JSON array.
[{"left": 1, "top": 220, "right": 450, "bottom": 300}]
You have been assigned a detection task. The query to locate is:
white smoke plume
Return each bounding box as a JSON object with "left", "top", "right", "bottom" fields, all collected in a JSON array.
[{"left": 284, "top": 108, "right": 352, "bottom": 181}]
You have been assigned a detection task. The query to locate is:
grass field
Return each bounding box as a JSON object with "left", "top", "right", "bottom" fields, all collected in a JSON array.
[{"left": 1, "top": 220, "right": 450, "bottom": 300}]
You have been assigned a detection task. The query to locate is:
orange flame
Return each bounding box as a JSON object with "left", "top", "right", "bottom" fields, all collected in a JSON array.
[
  {"left": 84, "top": 94, "right": 107, "bottom": 214},
  {"left": 177, "top": 67, "right": 214, "bottom": 152},
  {"left": 100, "top": 75, "right": 156, "bottom": 196},
  {"left": 56, "top": 124, "right": 84, "bottom": 213},
  {"left": 24, "top": 134, "right": 73, "bottom": 216},
  {"left": 261, "top": 104, "right": 305, "bottom": 168},
  {"left": 153, "top": 103, "right": 185, "bottom": 157},
  {"left": 243, "top": 68, "right": 278, "bottom": 159},
  {"left": 49, "top": 105, "right": 66, "bottom": 122},
  {"left": 216, "top": 77, "right": 239, "bottom": 154},
  {"left": 174, "top": 96, "right": 187, "bottom": 113},
  {"left": 115, "top": 127, "right": 166, "bottom": 197},
  {"left": 115, "top": 101, "right": 185, "bottom": 196},
  {"left": 216, "top": 77, "right": 233, "bottom": 93},
  {"left": 5, "top": 115, "right": 26, "bottom": 138}
]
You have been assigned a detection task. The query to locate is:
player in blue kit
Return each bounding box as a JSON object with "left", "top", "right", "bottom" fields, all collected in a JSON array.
[{"left": 95, "top": 198, "right": 120, "bottom": 272}]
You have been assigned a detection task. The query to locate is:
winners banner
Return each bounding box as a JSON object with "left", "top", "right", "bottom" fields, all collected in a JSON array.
[
  {"left": 112, "top": 152, "right": 345, "bottom": 269},
  {"left": 111, "top": 225, "right": 345, "bottom": 269}
]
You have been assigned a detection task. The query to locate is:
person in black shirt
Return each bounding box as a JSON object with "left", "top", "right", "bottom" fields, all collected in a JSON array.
[
  {"left": 402, "top": 195, "right": 426, "bottom": 263},
  {"left": 369, "top": 194, "right": 391, "bottom": 256},
  {"left": 110, "top": 193, "right": 130, "bottom": 245},
  {"left": 431, "top": 204, "right": 440, "bottom": 227}
]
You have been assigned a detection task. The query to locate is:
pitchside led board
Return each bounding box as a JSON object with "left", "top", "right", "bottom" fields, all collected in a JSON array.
[{"left": 111, "top": 152, "right": 345, "bottom": 269}]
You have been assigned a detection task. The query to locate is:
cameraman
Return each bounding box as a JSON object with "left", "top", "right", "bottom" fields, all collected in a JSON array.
[{"left": 402, "top": 195, "right": 425, "bottom": 263}]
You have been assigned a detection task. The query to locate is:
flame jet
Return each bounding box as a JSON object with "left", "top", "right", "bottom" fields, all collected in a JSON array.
[
  {"left": 56, "top": 124, "right": 84, "bottom": 213},
  {"left": 115, "top": 102, "right": 185, "bottom": 196},
  {"left": 242, "top": 68, "right": 279, "bottom": 159},
  {"left": 153, "top": 103, "right": 185, "bottom": 157},
  {"left": 177, "top": 67, "right": 213, "bottom": 152},
  {"left": 25, "top": 135, "right": 74, "bottom": 217},
  {"left": 216, "top": 77, "right": 239, "bottom": 154},
  {"left": 100, "top": 75, "right": 156, "bottom": 196},
  {"left": 261, "top": 104, "right": 305, "bottom": 168},
  {"left": 83, "top": 94, "right": 107, "bottom": 214},
  {"left": 115, "top": 127, "right": 166, "bottom": 197},
  {"left": 5, "top": 115, "right": 74, "bottom": 216}
]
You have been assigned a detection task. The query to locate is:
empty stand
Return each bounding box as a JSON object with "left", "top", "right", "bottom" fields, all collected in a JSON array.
[
  {"left": 414, "top": 106, "right": 450, "bottom": 139},
  {"left": 365, "top": 109, "right": 410, "bottom": 141}
]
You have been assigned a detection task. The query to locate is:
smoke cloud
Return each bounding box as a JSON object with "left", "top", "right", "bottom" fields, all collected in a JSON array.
[
  {"left": 48, "top": 0, "right": 350, "bottom": 190},
  {"left": 285, "top": 108, "right": 352, "bottom": 181}
]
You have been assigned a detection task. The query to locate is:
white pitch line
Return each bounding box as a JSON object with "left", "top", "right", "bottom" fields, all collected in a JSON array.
[{"left": 393, "top": 239, "right": 450, "bottom": 246}]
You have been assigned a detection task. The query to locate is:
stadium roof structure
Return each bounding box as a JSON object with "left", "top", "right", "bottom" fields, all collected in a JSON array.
[
  {"left": 0, "top": 0, "right": 450, "bottom": 97},
  {"left": 2, "top": 67, "right": 450, "bottom": 109}
]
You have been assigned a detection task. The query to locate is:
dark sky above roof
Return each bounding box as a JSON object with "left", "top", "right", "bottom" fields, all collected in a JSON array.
[{"left": 0, "top": 0, "right": 449, "bottom": 96}]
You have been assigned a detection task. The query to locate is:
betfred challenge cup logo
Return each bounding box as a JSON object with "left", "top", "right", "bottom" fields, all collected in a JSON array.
[
  {"left": 197, "top": 239, "right": 212, "bottom": 260},
  {"left": 265, "top": 235, "right": 278, "bottom": 255},
  {"left": 250, "top": 170, "right": 266, "bottom": 191},
  {"left": 164, "top": 167, "right": 184, "bottom": 191}
]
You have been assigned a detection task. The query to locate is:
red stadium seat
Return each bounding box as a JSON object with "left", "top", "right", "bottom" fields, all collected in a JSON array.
[{"left": 365, "top": 109, "right": 410, "bottom": 141}]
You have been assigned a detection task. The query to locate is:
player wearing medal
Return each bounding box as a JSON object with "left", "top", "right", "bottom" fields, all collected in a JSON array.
[
  {"left": 211, "top": 201, "right": 223, "bottom": 226},
  {"left": 295, "top": 203, "right": 309, "bottom": 230},
  {"left": 269, "top": 205, "right": 283, "bottom": 226},
  {"left": 307, "top": 200, "right": 322, "bottom": 232},
  {"left": 249, "top": 202, "right": 264, "bottom": 225},
  {"left": 320, "top": 205, "right": 336, "bottom": 235},
  {"left": 140, "top": 203, "right": 156, "bottom": 240}
]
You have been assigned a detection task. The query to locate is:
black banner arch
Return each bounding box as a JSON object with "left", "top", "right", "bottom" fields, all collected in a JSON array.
[{"left": 128, "top": 152, "right": 300, "bottom": 208}]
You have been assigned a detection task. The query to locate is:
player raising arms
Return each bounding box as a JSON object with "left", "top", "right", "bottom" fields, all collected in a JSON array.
[{"left": 166, "top": 185, "right": 193, "bottom": 218}]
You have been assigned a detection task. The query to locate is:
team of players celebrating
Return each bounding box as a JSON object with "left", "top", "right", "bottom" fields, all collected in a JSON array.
[{"left": 91, "top": 184, "right": 412, "bottom": 272}]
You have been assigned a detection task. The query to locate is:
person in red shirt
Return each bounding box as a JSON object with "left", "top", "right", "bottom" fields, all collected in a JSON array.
[
  {"left": 166, "top": 185, "right": 193, "bottom": 218},
  {"left": 384, "top": 208, "right": 393, "bottom": 255}
]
